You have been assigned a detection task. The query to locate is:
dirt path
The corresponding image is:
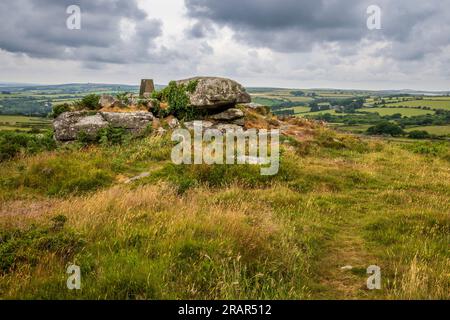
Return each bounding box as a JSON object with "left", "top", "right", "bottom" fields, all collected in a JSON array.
[{"left": 314, "top": 221, "right": 379, "bottom": 299}]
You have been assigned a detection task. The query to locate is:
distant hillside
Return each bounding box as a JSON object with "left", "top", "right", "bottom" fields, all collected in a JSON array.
[
  {"left": 1, "top": 82, "right": 448, "bottom": 117},
  {"left": 0, "top": 83, "right": 165, "bottom": 116},
  {"left": 2, "top": 82, "right": 448, "bottom": 96}
]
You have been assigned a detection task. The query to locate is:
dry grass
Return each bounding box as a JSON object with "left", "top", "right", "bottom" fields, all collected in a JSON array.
[{"left": 1, "top": 183, "right": 316, "bottom": 299}]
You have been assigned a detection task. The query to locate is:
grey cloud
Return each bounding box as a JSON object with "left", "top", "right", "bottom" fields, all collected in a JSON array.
[
  {"left": 186, "top": 21, "right": 215, "bottom": 38},
  {"left": 185, "top": 0, "right": 368, "bottom": 52},
  {"left": 184, "top": 0, "right": 450, "bottom": 60},
  {"left": 1, "top": 0, "right": 449, "bottom": 90},
  {"left": 0, "top": 0, "right": 163, "bottom": 64},
  {"left": 188, "top": 23, "right": 205, "bottom": 38}
]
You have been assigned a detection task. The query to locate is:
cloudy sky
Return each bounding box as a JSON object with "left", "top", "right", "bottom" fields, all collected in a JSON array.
[{"left": 0, "top": 0, "right": 449, "bottom": 90}]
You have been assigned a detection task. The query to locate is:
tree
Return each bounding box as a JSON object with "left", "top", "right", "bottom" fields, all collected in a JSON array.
[
  {"left": 309, "top": 102, "right": 319, "bottom": 112},
  {"left": 408, "top": 130, "right": 431, "bottom": 139},
  {"left": 366, "top": 122, "right": 404, "bottom": 136},
  {"left": 50, "top": 103, "right": 71, "bottom": 118},
  {"left": 73, "top": 94, "right": 101, "bottom": 111},
  {"left": 290, "top": 90, "right": 305, "bottom": 97}
]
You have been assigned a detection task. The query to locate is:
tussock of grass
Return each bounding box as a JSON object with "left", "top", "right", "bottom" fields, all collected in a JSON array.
[
  {"left": 364, "top": 213, "right": 449, "bottom": 299},
  {"left": 0, "top": 215, "right": 84, "bottom": 276},
  {"left": 0, "top": 150, "right": 115, "bottom": 197}
]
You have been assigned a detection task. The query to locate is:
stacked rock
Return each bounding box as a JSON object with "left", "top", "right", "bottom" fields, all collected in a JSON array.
[{"left": 53, "top": 77, "right": 254, "bottom": 141}]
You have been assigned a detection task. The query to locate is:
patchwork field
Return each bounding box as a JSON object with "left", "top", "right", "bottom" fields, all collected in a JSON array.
[
  {"left": 405, "top": 126, "right": 450, "bottom": 136},
  {"left": 333, "top": 124, "right": 372, "bottom": 133},
  {"left": 359, "top": 107, "right": 435, "bottom": 117},
  {"left": 301, "top": 110, "right": 340, "bottom": 116},
  {"left": 386, "top": 99, "right": 450, "bottom": 111},
  {"left": 283, "top": 106, "right": 311, "bottom": 114},
  {"left": 248, "top": 88, "right": 450, "bottom": 138},
  {"left": 0, "top": 115, "right": 51, "bottom": 131},
  {"left": 0, "top": 83, "right": 141, "bottom": 116}
]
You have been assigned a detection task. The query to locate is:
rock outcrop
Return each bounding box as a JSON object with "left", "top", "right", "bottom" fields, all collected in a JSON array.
[
  {"left": 100, "top": 112, "right": 154, "bottom": 134},
  {"left": 181, "top": 106, "right": 247, "bottom": 132},
  {"left": 99, "top": 93, "right": 141, "bottom": 110},
  {"left": 210, "top": 108, "right": 244, "bottom": 121},
  {"left": 53, "top": 112, "right": 107, "bottom": 141},
  {"left": 239, "top": 103, "right": 270, "bottom": 115},
  {"left": 183, "top": 121, "right": 214, "bottom": 131},
  {"left": 53, "top": 77, "right": 254, "bottom": 141},
  {"left": 176, "top": 77, "right": 251, "bottom": 110},
  {"left": 99, "top": 95, "right": 116, "bottom": 109},
  {"left": 54, "top": 111, "right": 154, "bottom": 142}
]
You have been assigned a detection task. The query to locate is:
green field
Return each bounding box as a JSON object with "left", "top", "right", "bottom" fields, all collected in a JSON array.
[
  {"left": 0, "top": 83, "right": 141, "bottom": 116},
  {"left": 0, "top": 115, "right": 51, "bottom": 131},
  {"left": 337, "top": 125, "right": 450, "bottom": 136},
  {"left": 359, "top": 107, "right": 435, "bottom": 117},
  {"left": 251, "top": 89, "right": 450, "bottom": 139},
  {"left": 386, "top": 99, "right": 450, "bottom": 111},
  {"left": 250, "top": 89, "right": 366, "bottom": 109},
  {"left": 405, "top": 126, "right": 450, "bottom": 136},
  {"left": 334, "top": 124, "right": 372, "bottom": 133},
  {"left": 286, "top": 106, "right": 311, "bottom": 114},
  {"left": 317, "top": 93, "right": 355, "bottom": 98},
  {"left": 300, "top": 110, "right": 342, "bottom": 116},
  {"left": 251, "top": 96, "right": 286, "bottom": 106},
  {"left": 288, "top": 96, "right": 314, "bottom": 103}
]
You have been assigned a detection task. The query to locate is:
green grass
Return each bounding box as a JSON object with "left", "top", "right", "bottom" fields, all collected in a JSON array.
[
  {"left": 250, "top": 96, "right": 286, "bottom": 106},
  {"left": 288, "top": 96, "right": 314, "bottom": 103},
  {"left": 0, "top": 115, "right": 51, "bottom": 124},
  {"left": 0, "top": 128, "right": 448, "bottom": 299},
  {"left": 424, "top": 97, "right": 450, "bottom": 100},
  {"left": 317, "top": 93, "right": 355, "bottom": 98},
  {"left": 300, "top": 110, "right": 341, "bottom": 116},
  {"left": 0, "top": 115, "right": 51, "bottom": 131},
  {"left": 405, "top": 126, "right": 450, "bottom": 136},
  {"left": 0, "top": 126, "right": 30, "bottom": 131},
  {"left": 280, "top": 106, "right": 311, "bottom": 114},
  {"left": 386, "top": 99, "right": 450, "bottom": 111},
  {"left": 335, "top": 124, "right": 372, "bottom": 133},
  {"left": 359, "top": 107, "right": 435, "bottom": 117},
  {"left": 0, "top": 150, "right": 114, "bottom": 197},
  {"left": 0, "top": 216, "right": 85, "bottom": 275}
]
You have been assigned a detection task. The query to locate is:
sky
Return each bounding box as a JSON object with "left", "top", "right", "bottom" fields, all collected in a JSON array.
[{"left": 0, "top": 0, "right": 449, "bottom": 90}]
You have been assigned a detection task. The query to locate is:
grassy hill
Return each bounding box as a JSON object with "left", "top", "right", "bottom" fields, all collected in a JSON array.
[{"left": 0, "top": 119, "right": 448, "bottom": 299}]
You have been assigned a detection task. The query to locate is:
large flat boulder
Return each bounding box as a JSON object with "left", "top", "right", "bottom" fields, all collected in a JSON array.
[
  {"left": 53, "top": 111, "right": 108, "bottom": 141},
  {"left": 73, "top": 114, "right": 109, "bottom": 140},
  {"left": 176, "top": 77, "right": 251, "bottom": 110},
  {"left": 53, "top": 111, "right": 154, "bottom": 142},
  {"left": 100, "top": 112, "right": 154, "bottom": 134}
]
